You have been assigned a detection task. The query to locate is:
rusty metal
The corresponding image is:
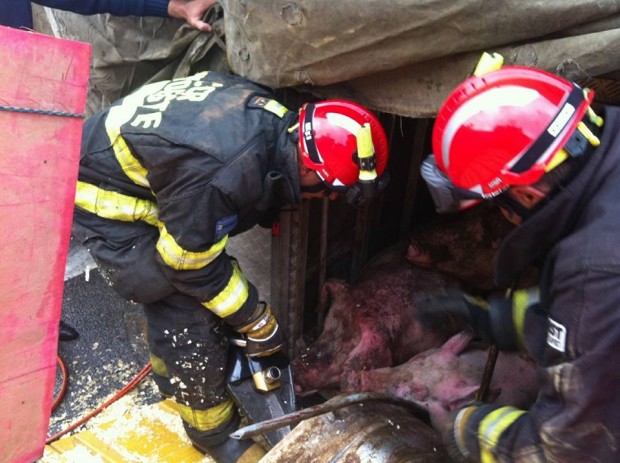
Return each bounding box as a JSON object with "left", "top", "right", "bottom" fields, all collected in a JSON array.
[
  {"left": 260, "top": 400, "right": 447, "bottom": 463},
  {"left": 270, "top": 202, "right": 310, "bottom": 359},
  {"left": 316, "top": 197, "right": 329, "bottom": 329},
  {"left": 230, "top": 392, "right": 428, "bottom": 441},
  {"left": 399, "top": 118, "right": 430, "bottom": 241},
  {"left": 476, "top": 344, "right": 499, "bottom": 402}
]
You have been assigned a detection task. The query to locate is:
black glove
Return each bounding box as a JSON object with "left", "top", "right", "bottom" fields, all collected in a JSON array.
[
  {"left": 414, "top": 289, "right": 519, "bottom": 349},
  {"left": 237, "top": 302, "right": 287, "bottom": 357}
]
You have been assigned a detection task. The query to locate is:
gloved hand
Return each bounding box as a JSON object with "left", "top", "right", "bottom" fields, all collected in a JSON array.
[
  {"left": 415, "top": 289, "right": 496, "bottom": 341},
  {"left": 414, "top": 288, "right": 530, "bottom": 349},
  {"left": 440, "top": 404, "right": 481, "bottom": 463},
  {"left": 237, "top": 302, "right": 287, "bottom": 357},
  {"left": 440, "top": 402, "right": 527, "bottom": 463}
]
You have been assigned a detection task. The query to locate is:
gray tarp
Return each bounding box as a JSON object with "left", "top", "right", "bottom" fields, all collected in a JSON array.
[
  {"left": 35, "top": 1, "right": 620, "bottom": 118},
  {"left": 221, "top": 0, "right": 620, "bottom": 117}
]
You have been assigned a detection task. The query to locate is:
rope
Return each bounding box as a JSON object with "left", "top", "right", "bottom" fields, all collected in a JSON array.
[{"left": 0, "top": 104, "right": 84, "bottom": 118}]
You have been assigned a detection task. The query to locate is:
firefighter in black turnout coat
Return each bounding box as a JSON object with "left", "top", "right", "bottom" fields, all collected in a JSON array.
[
  {"left": 418, "top": 58, "right": 620, "bottom": 462},
  {"left": 72, "top": 71, "right": 389, "bottom": 462}
]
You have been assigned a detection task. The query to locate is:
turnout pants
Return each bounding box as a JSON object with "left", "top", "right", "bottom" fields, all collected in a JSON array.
[{"left": 72, "top": 211, "right": 247, "bottom": 453}]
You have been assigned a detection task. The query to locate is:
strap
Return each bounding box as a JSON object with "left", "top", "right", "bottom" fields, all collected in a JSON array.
[{"left": 247, "top": 96, "right": 288, "bottom": 118}]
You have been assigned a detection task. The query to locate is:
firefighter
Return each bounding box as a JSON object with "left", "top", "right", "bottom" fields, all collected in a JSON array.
[
  {"left": 1, "top": 0, "right": 219, "bottom": 341},
  {"left": 72, "top": 70, "right": 389, "bottom": 462},
  {"left": 1, "top": 0, "right": 218, "bottom": 31},
  {"left": 416, "top": 60, "right": 620, "bottom": 461}
]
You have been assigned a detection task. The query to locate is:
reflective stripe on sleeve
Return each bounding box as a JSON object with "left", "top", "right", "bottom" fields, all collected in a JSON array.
[
  {"left": 103, "top": 81, "right": 167, "bottom": 189},
  {"left": 156, "top": 225, "right": 227, "bottom": 271},
  {"left": 202, "top": 264, "right": 249, "bottom": 318},
  {"left": 479, "top": 406, "right": 526, "bottom": 463},
  {"left": 108, "top": 132, "right": 150, "bottom": 187},
  {"left": 176, "top": 399, "right": 236, "bottom": 432},
  {"left": 75, "top": 181, "right": 161, "bottom": 227},
  {"left": 512, "top": 287, "right": 539, "bottom": 350}
]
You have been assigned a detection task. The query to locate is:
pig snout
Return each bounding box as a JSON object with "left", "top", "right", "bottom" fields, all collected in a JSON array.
[{"left": 293, "top": 342, "right": 342, "bottom": 394}]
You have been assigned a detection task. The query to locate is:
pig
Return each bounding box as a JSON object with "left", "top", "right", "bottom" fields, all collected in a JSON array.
[
  {"left": 293, "top": 254, "right": 461, "bottom": 394},
  {"left": 406, "top": 204, "right": 520, "bottom": 293},
  {"left": 347, "top": 331, "right": 539, "bottom": 413},
  {"left": 293, "top": 204, "right": 535, "bottom": 395}
]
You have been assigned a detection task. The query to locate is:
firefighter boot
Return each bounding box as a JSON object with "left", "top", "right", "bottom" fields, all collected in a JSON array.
[
  {"left": 195, "top": 437, "right": 266, "bottom": 463},
  {"left": 184, "top": 415, "right": 266, "bottom": 463},
  {"left": 59, "top": 319, "right": 79, "bottom": 341}
]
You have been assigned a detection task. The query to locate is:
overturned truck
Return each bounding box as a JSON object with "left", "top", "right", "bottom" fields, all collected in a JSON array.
[{"left": 36, "top": 1, "right": 620, "bottom": 460}]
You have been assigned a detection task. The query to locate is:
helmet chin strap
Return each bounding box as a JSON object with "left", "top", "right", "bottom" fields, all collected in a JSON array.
[
  {"left": 492, "top": 191, "right": 539, "bottom": 222},
  {"left": 300, "top": 182, "right": 327, "bottom": 194}
]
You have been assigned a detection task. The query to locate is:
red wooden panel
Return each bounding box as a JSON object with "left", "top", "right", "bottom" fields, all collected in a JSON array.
[{"left": 0, "top": 26, "right": 91, "bottom": 463}]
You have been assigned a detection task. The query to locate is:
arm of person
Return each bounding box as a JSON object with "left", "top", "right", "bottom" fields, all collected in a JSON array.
[
  {"left": 33, "top": 0, "right": 218, "bottom": 31},
  {"left": 441, "top": 268, "right": 620, "bottom": 462}
]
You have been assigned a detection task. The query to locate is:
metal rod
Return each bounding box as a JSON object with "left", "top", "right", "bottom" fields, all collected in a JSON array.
[
  {"left": 230, "top": 392, "right": 428, "bottom": 440},
  {"left": 476, "top": 344, "right": 499, "bottom": 402}
]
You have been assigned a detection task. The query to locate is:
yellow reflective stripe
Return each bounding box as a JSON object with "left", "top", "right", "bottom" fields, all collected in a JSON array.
[
  {"left": 156, "top": 225, "right": 227, "bottom": 271},
  {"left": 202, "top": 264, "right": 249, "bottom": 317},
  {"left": 103, "top": 81, "right": 169, "bottom": 188},
  {"left": 512, "top": 287, "right": 538, "bottom": 350},
  {"left": 75, "top": 181, "right": 161, "bottom": 227},
  {"left": 479, "top": 407, "right": 526, "bottom": 463},
  {"left": 108, "top": 132, "right": 150, "bottom": 187},
  {"left": 177, "top": 399, "right": 235, "bottom": 431},
  {"left": 264, "top": 99, "right": 288, "bottom": 118},
  {"left": 149, "top": 353, "right": 169, "bottom": 377},
  {"left": 356, "top": 123, "right": 377, "bottom": 182}
]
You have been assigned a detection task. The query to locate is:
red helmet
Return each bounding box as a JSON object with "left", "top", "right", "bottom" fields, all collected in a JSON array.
[
  {"left": 298, "top": 100, "right": 389, "bottom": 190},
  {"left": 432, "top": 66, "right": 594, "bottom": 198}
]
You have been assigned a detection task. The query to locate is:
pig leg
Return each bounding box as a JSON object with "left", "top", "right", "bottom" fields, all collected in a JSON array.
[{"left": 340, "top": 329, "right": 394, "bottom": 391}]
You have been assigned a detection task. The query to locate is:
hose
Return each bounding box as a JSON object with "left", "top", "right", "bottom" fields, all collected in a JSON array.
[
  {"left": 46, "top": 363, "right": 152, "bottom": 445},
  {"left": 51, "top": 355, "right": 69, "bottom": 413}
]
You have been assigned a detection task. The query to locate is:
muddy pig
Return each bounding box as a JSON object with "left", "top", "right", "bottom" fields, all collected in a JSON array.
[
  {"left": 406, "top": 204, "right": 539, "bottom": 293},
  {"left": 293, "top": 205, "right": 535, "bottom": 395},
  {"left": 347, "top": 331, "right": 539, "bottom": 414},
  {"left": 293, "top": 251, "right": 460, "bottom": 395}
]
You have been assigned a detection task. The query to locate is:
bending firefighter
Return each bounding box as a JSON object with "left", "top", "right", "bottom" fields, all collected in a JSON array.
[
  {"left": 418, "top": 54, "right": 620, "bottom": 461},
  {"left": 72, "top": 71, "right": 389, "bottom": 462}
]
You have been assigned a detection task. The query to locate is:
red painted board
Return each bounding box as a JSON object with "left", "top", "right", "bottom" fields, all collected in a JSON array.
[{"left": 0, "top": 26, "right": 91, "bottom": 463}]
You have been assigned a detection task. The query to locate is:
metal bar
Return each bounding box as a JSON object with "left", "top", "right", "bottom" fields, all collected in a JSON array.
[
  {"left": 316, "top": 197, "right": 329, "bottom": 329},
  {"left": 399, "top": 118, "right": 430, "bottom": 241},
  {"left": 476, "top": 344, "right": 499, "bottom": 402},
  {"left": 230, "top": 392, "right": 429, "bottom": 441}
]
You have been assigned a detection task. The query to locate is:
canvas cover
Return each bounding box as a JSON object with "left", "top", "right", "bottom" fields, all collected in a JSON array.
[{"left": 35, "top": 1, "right": 620, "bottom": 118}]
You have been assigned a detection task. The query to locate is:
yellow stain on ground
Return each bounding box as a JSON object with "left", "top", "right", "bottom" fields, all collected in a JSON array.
[{"left": 40, "top": 399, "right": 214, "bottom": 463}]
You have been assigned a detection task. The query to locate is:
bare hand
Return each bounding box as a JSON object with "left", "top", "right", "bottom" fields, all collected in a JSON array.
[{"left": 168, "top": 0, "right": 219, "bottom": 32}]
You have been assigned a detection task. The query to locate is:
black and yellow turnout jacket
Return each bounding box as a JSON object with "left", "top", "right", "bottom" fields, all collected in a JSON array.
[
  {"left": 74, "top": 71, "right": 300, "bottom": 328},
  {"left": 456, "top": 106, "right": 620, "bottom": 462}
]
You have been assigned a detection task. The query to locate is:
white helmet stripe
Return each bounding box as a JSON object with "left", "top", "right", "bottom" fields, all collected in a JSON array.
[
  {"left": 325, "top": 112, "right": 362, "bottom": 135},
  {"left": 442, "top": 86, "right": 539, "bottom": 169}
]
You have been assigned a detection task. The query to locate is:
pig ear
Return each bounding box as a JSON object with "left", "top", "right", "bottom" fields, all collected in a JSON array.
[
  {"left": 319, "top": 279, "right": 350, "bottom": 313},
  {"left": 406, "top": 242, "right": 433, "bottom": 264},
  {"left": 442, "top": 331, "right": 474, "bottom": 355}
]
